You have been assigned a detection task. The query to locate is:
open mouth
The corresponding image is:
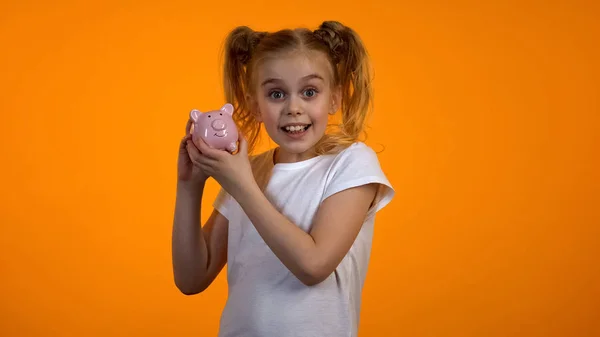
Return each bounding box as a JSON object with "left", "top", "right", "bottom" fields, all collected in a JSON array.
[{"left": 281, "top": 124, "right": 312, "bottom": 134}]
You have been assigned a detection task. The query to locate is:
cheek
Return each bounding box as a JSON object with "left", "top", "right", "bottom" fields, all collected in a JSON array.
[
  {"left": 314, "top": 115, "right": 330, "bottom": 132},
  {"left": 263, "top": 115, "right": 278, "bottom": 128},
  {"left": 257, "top": 103, "right": 279, "bottom": 128},
  {"left": 313, "top": 102, "right": 332, "bottom": 123}
]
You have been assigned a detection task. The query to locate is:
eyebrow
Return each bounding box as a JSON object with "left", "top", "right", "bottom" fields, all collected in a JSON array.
[{"left": 260, "top": 73, "right": 325, "bottom": 87}]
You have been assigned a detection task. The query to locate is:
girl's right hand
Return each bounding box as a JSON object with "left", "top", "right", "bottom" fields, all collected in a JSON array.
[{"left": 177, "top": 119, "right": 209, "bottom": 185}]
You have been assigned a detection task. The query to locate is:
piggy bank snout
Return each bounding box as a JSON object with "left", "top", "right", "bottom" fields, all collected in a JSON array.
[{"left": 211, "top": 119, "right": 227, "bottom": 131}]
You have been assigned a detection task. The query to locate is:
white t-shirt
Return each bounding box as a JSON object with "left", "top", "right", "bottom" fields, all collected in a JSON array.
[{"left": 213, "top": 142, "right": 395, "bottom": 337}]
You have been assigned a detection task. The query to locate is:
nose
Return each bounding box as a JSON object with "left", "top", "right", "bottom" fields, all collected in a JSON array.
[
  {"left": 211, "top": 119, "right": 226, "bottom": 131},
  {"left": 286, "top": 96, "right": 303, "bottom": 116}
]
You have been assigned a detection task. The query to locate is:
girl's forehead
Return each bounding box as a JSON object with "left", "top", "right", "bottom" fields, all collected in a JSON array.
[{"left": 255, "top": 51, "right": 333, "bottom": 82}]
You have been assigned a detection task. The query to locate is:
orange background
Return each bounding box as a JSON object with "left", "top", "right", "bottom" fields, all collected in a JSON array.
[{"left": 1, "top": 0, "right": 599, "bottom": 336}]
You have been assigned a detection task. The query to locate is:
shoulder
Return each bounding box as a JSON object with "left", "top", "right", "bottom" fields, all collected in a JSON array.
[
  {"left": 329, "top": 142, "right": 384, "bottom": 173},
  {"left": 337, "top": 141, "right": 379, "bottom": 159},
  {"left": 323, "top": 142, "right": 394, "bottom": 213},
  {"left": 329, "top": 142, "right": 391, "bottom": 193}
]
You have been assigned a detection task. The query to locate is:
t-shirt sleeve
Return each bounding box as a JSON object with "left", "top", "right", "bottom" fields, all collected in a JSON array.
[
  {"left": 213, "top": 187, "right": 234, "bottom": 221},
  {"left": 322, "top": 143, "right": 395, "bottom": 217}
]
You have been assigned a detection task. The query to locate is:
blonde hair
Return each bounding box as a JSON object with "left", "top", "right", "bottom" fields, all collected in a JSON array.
[{"left": 221, "top": 21, "right": 373, "bottom": 155}]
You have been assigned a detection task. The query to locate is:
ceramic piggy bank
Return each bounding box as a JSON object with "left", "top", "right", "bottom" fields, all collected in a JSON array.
[{"left": 189, "top": 103, "right": 239, "bottom": 153}]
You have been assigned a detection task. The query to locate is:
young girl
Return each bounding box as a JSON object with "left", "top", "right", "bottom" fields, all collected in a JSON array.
[{"left": 172, "top": 21, "right": 395, "bottom": 337}]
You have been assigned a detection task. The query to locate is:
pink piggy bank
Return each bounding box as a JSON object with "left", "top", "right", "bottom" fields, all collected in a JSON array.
[{"left": 189, "top": 103, "right": 239, "bottom": 153}]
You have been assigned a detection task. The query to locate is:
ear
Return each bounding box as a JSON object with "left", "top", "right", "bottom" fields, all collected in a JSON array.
[
  {"left": 190, "top": 109, "right": 202, "bottom": 121},
  {"left": 329, "top": 85, "right": 342, "bottom": 115},
  {"left": 221, "top": 103, "right": 234, "bottom": 116}
]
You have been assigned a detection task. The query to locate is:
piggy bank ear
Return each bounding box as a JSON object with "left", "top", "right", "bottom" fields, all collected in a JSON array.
[
  {"left": 221, "top": 103, "right": 234, "bottom": 116},
  {"left": 190, "top": 109, "right": 202, "bottom": 121}
]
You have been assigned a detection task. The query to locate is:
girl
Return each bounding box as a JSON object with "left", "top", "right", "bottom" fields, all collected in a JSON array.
[{"left": 172, "top": 21, "right": 395, "bottom": 337}]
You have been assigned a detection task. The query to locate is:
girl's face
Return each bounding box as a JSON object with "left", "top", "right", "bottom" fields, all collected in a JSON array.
[{"left": 250, "top": 50, "right": 340, "bottom": 163}]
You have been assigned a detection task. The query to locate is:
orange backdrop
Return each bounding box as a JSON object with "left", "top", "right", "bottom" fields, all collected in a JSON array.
[{"left": 1, "top": 0, "right": 598, "bottom": 336}]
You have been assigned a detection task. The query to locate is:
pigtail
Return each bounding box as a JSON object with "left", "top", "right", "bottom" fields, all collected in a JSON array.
[
  {"left": 222, "top": 26, "right": 266, "bottom": 154},
  {"left": 314, "top": 21, "right": 373, "bottom": 153}
]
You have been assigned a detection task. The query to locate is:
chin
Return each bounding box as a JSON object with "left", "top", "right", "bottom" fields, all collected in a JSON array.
[{"left": 270, "top": 128, "right": 321, "bottom": 153}]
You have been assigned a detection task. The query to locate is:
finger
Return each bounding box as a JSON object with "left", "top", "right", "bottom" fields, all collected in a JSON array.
[
  {"left": 186, "top": 139, "right": 202, "bottom": 159},
  {"left": 196, "top": 149, "right": 219, "bottom": 165},
  {"left": 180, "top": 134, "right": 192, "bottom": 152},
  {"left": 192, "top": 155, "right": 218, "bottom": 172},
  {"left": 238, "top": 133, "right": 248, "bottom": 155},
  {"left": 187, "top": 140, "right": 218, "bottom": 166},
  {"left": 185, "top": 118, "right": 193, "bottom": 135},
  {"left": 198, "top": 163, "right": 214, "bottom": 176},
  {"left": 196, "top": 137, "right": 225, "bottom": 160}
]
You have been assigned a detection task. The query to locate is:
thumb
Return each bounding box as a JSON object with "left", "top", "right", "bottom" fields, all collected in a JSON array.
[
  {"left": 238, "top": 133, "right": 248, "bottom": 155},
  {"left": 180, "top": 135, "right": 192, "bottom": 153}
]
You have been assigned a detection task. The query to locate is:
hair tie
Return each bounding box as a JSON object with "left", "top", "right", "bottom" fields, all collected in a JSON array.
[
  {"left": 236, "top": 31, "right": 267, "bottom": 65},
  {"left": 314, "top": 28, "right": 346, "bottom": 64}
]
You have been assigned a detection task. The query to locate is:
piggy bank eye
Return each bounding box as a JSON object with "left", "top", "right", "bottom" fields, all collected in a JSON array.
[
  {"left": 207, "top": 114, "right": 211, "bottom": 118},
  {"left": 220, "top": 113, "right": 223, "bottom": 116}
]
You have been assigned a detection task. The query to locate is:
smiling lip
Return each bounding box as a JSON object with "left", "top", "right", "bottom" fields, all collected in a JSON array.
[
  {"left": 281, "top": 123, "right": 311, "bottom": 132},
  {"left": 281, "top": 123, "right": 311, "bottom": 139},
  {"left": 281, "top": 123, "right": 311, "bottom": 128}
]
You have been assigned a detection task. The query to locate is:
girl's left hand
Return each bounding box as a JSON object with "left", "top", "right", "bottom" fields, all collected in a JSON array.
[{"left": 194, "top": 134, "right": 256, "bottom": 199}]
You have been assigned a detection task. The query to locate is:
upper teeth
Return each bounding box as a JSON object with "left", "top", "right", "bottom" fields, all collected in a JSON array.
[{"left": 285, "top": 125, "right": 306, "bottom": 131}]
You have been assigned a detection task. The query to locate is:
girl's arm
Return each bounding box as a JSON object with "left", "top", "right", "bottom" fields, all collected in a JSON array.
[
  {"left": 235, "top": 181, "right": 378, "bottom": 286},
  {"left": 171, "top": 181, "right": 229, "bottom": 295}
]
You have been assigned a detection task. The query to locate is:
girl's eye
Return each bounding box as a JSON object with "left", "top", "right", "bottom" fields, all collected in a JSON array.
[
  {"left": 269, "top": 91, "right": 285, "bottom": 100},
  {"left": 304, "top": 89, "right": 317, "bottom": 97}
]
